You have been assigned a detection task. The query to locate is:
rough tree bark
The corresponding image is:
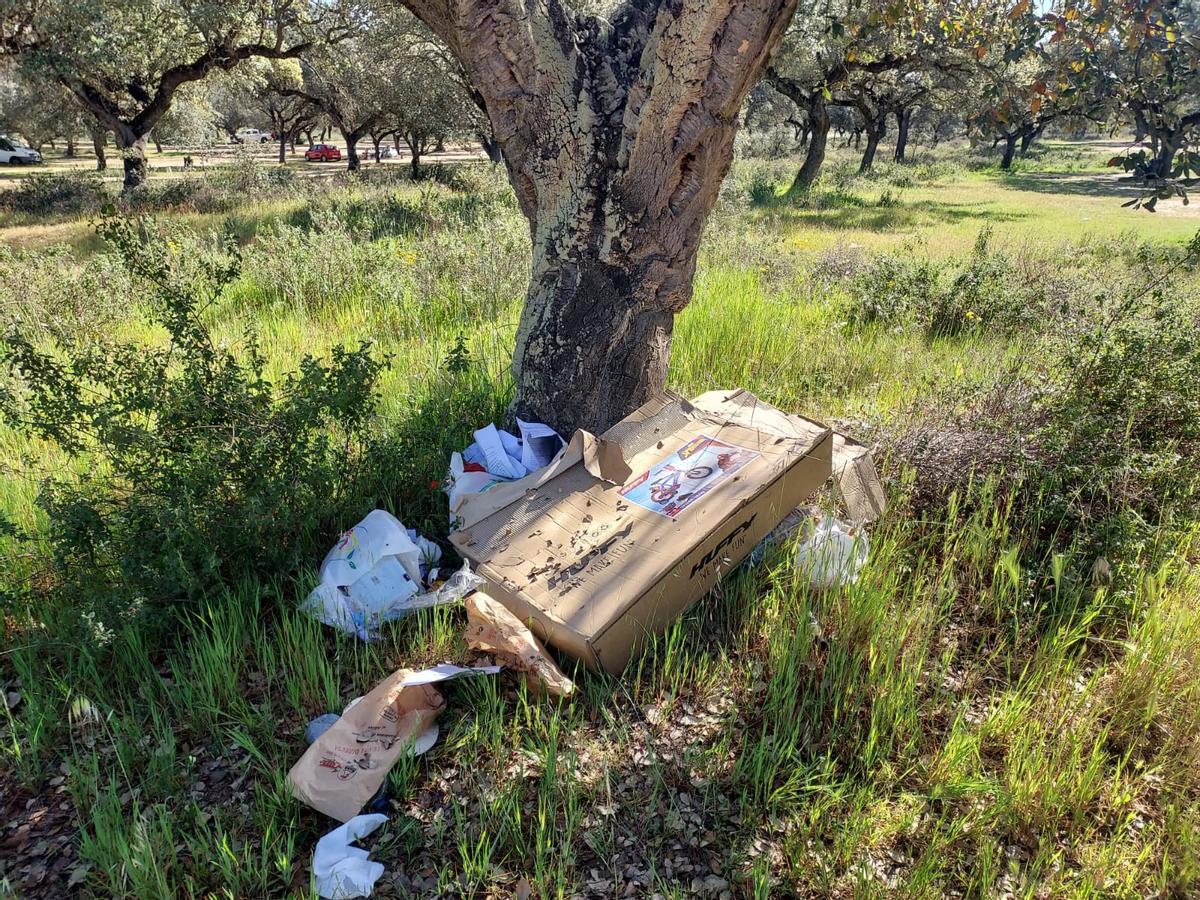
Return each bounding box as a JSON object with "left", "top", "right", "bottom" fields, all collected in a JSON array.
[
  {"left": 114, "top": 125, "right": 149, "bottom": 190},
  {"left": 339, "top": 128, "right": 366, "bottom": 171},
  {"left": 858, "top": 111, "right": 885, "bottom": 174},
  {"left": 893, "top": 107, "right": 911, "bottom": 162},
  {"left": 1000, "top": 131, "right": 1018, "bottom": 170},
  {"left": 65, "top": 135, "right": 76, "bottom": 158},
  {"left": 395, "top": 0, "right": 799, "bottom": 434}
]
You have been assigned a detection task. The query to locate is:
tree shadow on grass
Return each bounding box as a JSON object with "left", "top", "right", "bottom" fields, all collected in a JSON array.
[
  {"left": 998, "top": 170, "right": 1153, "bottom": 201},
  {"left": 768, "top": 198, "right": 1031, "bottom": 234}
]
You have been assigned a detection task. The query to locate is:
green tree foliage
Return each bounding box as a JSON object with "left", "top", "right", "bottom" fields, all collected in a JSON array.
[
  {"left": 1051, "top": 0, "right": 1200, "bottom": 190},
  {"left": 0, "top": 0, "right": 347, "bottom": 188}
]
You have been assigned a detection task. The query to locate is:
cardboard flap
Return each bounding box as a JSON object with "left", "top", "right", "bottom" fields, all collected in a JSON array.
[
  {"left": 453, "top": 430, "right": 630, "bottom": 531},
  {"left": 581, "top": 432, "right": 632, "bottom": 483},
  {"left": 689, "top": 389, "right": 829, "bottom": 443},
  {"left": 832, "top": 434, "right": 887, "bottom": 523}
]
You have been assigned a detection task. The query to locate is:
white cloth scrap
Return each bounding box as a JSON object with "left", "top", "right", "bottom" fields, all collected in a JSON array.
[{"left": 312, "top": 814, "right": 388, "bottom": 899}]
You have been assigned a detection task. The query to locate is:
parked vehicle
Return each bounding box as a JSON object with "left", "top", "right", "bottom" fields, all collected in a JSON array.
[
  {"left": 305, "top": 144, "right": 342, "bottom": 162},
  {"left": 233, "top": 128, "right": 272, "bottom": 144},
  {"left": 0, "top": 137, "right": 42, "bottom": 164}
]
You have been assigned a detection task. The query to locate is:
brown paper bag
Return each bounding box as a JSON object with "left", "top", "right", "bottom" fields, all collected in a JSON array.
[
  {"left": 464, "top": 592, "right": 574, "bottom": 698},
  {"left": 288, "top": 668, "right": 444, "bottom": 822}
]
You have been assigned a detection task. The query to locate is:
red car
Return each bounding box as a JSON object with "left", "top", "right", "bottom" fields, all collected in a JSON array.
[{"left": 305, "top": 144, "right": 341, "bottom": 162}]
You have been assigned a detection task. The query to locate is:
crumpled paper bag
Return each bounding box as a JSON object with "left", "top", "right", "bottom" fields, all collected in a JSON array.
[
  {"left": 463, "top": 592, "right": 574, "bottom": 698},
  {"left": 288, "top": 668, "right": 444, "bottom": 822}
]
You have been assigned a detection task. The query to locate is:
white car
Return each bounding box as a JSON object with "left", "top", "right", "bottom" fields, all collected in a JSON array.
[
  {"left": 0, "top": 137, "right": 42, "bottom": 164},
  {"left": 232, "top": 128, "right": 272, "bottom": 144}
]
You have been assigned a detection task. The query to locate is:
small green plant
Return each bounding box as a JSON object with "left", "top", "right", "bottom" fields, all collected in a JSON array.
[
  {"left": 748, "top": 169, "right": 779, "bottom": 205},
  {"left": 445, "top": 332, "right": 471, "bottom": 374},
  {"left": 876, "top": 188, "right": 903, "bottom": 207},
  {"left": 0, "top": 212, "right": 386, "bottom": 641}
]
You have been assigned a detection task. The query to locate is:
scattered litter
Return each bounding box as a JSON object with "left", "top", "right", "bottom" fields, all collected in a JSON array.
[
  {"left": 305, "top": 713, "right": 342, "bottom": 744},
  {"left": 445, "top": 420, "right": 564, "bottom": 526},
  {"left": 400, "top": 662, "right": 502, "bottom": 686},
  {"left": 407, "top": 559, "right": 484, "bottom": 610},
  {"left": 464, "top": 592, "right": 574, "bottom": 698},
  {"left": 289, "top": 664, "right": 500, "bottom": 821},
  {"left": 462, "top": 419, "right": 564, "bottom": 479},
  {"left": 311, "top": 813, "right": 388, "bottom": 899},
  {"left": 794, "top": 514, "right": 868, "bottom": 589},
  {"left": 304, "top": 708, "right": 437, "bottom": 816},
  {"left": 407, "top": 528, "right": 442, "bottom": 582},
  {"left": 301, "top": 510, "right": 455, "bottom": 639},
  {"left": 832, "top": 433, "right": 887, "bottom": 524}
]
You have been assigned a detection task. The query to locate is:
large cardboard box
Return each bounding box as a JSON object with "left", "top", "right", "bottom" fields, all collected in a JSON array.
[{"left": 449, "top": 389, "right": 834, "bottom": 674}]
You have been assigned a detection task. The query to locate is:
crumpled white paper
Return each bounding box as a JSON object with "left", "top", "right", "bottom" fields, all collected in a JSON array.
[
  {"left": 447, "top": 420, "right": 564, "bottom": 527},
  {"left": 312, "top": 814, "right": 388, "bottom": 899}
]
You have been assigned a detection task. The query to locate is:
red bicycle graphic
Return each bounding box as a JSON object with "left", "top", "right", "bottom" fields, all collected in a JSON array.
[{"left": 648, "top": 466, "right": 714, "bottom": 503}]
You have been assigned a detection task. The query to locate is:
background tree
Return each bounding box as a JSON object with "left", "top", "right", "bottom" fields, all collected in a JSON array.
[
  {"left": 285, "top": 27, "right": 398, "bottom": 171},
  {"left": 1051, "top": 0, "right": 1200, "bottom": 181},
  {"left": 391, "top": 51, "right": 476, "bottom": 176},
  {"left": 387, "top": 0, "right": 800, "bottom": 433},
  {"left": 0, "top": 66, "right": 69, "bottom": 150},
  {"left": 0, "top": 0, "right": 344, "bottom": 189},
  {"left": 765, "top": 0, "right": 957, "bottom": 190},
  {"left": 964, "top": 2, "right": 1061, "bottom": 171},
  {"left": 153, "top": 82, "right": 222, "bottom": 151},
  {"left": 257, "top": 59, "right": 314, "bottom": 162}
]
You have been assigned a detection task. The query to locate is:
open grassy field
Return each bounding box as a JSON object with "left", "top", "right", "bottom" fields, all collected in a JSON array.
[{"left": 1, "top": 140, "right": 1198, "bottom": 898}]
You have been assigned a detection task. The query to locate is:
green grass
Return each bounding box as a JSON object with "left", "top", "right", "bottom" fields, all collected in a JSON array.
[{"left": 2, "top": 141, "right": 1199, "bottom": 897}]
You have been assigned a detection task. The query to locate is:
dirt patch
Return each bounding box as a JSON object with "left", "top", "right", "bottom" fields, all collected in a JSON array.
[{"left": 0, "top": 771, "right": 86, "bottom": 896}]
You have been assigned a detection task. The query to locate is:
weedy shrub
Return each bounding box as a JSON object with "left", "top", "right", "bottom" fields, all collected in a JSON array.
[
  {"left": 0, "top": 213, "right": 386, "bottom": 642},
  {"left": 847, "top": 246, "right": 942, "bottom": 327},
  {"left": 0, "top": 172, "right": 108, "bottom": 217},
  {"left": 847, "top": 228, "right": 1049, "bottom": 336},
  {"left": 1036, "top": 279, "right": 1200, "bottom": 553},
  {"left": 886, "top": 236, "right": 1200, "bottom": 567},
  {"left": 811, "top": 241, "right": 868, "bottom": 282},
  {"left": 0, "top": 243, "right": 131, "bottom": 338},
  {"left": 927, "top": 227, "right": 1045, "bottom": 337}
]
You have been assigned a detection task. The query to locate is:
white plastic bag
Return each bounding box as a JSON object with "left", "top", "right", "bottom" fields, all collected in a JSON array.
[
  {"left": 408, "top": 559, "right": 484, "bottom": 610},
  {"left": 795, "top": 515, "right": 868, "bottom": 589},
  {"left": 302, "top": 510, "right": 447, "bottom": 639}
]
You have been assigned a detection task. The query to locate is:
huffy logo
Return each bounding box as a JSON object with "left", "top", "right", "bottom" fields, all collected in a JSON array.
[
  {"left": 689, "top": 513, "right": 757, "bottom": 578},
  {"left": 547, "top": 522, "right": 635, "bottom": 590}
]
